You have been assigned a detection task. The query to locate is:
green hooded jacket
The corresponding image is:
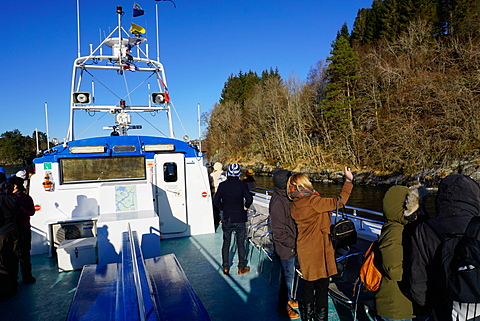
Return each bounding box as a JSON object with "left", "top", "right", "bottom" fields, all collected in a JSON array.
[{"left": 375, "top": 185, "right": 416, "bottom": 319}]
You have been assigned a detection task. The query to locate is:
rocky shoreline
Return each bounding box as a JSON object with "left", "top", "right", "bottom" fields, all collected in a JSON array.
[{"left": 239, "top": 158, "right": 480, "bottom": 188}]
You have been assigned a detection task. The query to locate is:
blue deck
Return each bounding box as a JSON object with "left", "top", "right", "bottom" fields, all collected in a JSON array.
[
  {"left": 159, "top": 226, "right": 366, "bottom": 321},
  {"left": 0, "top": 226, "right": 368, "bottom": 321}
]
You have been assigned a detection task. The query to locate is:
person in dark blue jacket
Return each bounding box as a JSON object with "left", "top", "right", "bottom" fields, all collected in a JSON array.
[{"left": 213, "top": 163, "right": 253, "bottom": 276}]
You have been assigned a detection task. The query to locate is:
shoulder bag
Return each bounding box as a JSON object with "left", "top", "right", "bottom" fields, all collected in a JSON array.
[{"left": 330, "top": 197, "right": 357, "bottom": 250}]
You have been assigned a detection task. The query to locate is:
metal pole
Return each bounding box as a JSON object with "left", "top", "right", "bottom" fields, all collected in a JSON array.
[
  {"left": 198, "top": 103, "right": 201, "bottom": 152},
  {"left": 91, "top": 81, "right": 95, "bottom": 105},
  {"left": 76, "top": 0, "right": 81, "bottom": 58},
  {"left": 117, "top": 6, "right": 122, "bottom": 64},
  {"left": 156, "top": 4, "right": 160, "bottom": 62},
  {"left": 148, "top": 83, "right": 151, "bottom": 108},
  {"left": 45, "top": 102, "right": 50, "bottom": 148},
  {"left": 35, "top": 128, "right": 39, "bottom": 154}
]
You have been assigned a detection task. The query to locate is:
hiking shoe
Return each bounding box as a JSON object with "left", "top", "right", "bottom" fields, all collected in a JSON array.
[
  {"left": 238, "top": 267, "right": 250, "bottom": 275},
  {"left": 222, "top": 268, "right": 229, "bottom": 275},
  {"left": 288, "top": 300, "right": 299, "bottom": 308},
  {"left": 277, "top": 305, "right": 300, "bottom": 319}
]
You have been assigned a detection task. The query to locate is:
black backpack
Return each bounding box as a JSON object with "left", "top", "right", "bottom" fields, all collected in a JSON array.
[{"left": 426, "top": 216, "right": 480, "bottom": 303}]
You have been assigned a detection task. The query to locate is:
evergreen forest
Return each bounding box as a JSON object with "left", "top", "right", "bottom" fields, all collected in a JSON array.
[
  {"left": 204, "top": 0, "right": 480, "bottom": 174},
  {"left": 0, "top": 130, "right": 48, "bottom": 166}
]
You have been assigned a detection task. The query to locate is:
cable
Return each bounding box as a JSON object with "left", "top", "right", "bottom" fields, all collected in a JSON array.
[
  {"left": 77, "top": 112, "right": 108, "bottom": 138},
  {"left": 136, "top": 113, "right": 168, "bottom": 137},
  {"left": 170, "top": 102, "right": 188, "bottom": 136},
  {"left": 84, "top": 69, "right": 122, "bottom": 100}
]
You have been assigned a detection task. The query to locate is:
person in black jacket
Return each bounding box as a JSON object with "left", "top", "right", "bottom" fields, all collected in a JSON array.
[
  {"left": 213, "top": 163, "right": 253, "bottom": 276},
  {"left": 269, "top": 169, "right": 300, "bottom": 320},
  {"left": 0, "top": 173, "right": 20, "bottom": 301},
  {"left": 9, "top": 176, "right": 36, "bottom": 284},
  {"left": 409, "top": 174, "right": 480, "bottom": 321}
]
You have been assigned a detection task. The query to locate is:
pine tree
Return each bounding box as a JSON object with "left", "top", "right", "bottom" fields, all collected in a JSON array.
[
  {"left": 322, "top": 23, "right": 360, "bottom": 164},
  {"left": 351, "top": 0, "right": 384, "bottom": 44}
]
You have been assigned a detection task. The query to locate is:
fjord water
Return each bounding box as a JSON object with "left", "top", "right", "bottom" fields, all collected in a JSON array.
[{"left": 254, "top": 175, "right": 437, "bottom": 216}]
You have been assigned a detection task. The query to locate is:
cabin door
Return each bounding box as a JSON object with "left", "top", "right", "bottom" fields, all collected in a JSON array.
[{"left": 154, "top": 154, "right": 188, "bottom": 235}]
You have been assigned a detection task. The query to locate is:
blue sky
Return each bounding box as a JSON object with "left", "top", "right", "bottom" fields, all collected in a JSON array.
[{"left": 0, "top": 0, "right": 371, "bottom": 143}]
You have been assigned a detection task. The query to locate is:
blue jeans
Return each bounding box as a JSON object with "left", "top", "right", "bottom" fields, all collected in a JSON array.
[
  {"left": 278, "top": 256, "right": 296, "bottom": 306},
  {"left": 221, "top": 220, "right": 247, "bottom": 269}
]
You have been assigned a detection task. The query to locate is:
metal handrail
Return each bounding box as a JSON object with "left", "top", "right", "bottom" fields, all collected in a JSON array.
[
  {"left": 252, "top": 187, "right": 384, "bottom": 229},
  {"left": 127, "top": 223, "right": 147, "bottom": 321},
  {"left": 345, "top": 206, "right": 383, "bottom": 217},
  {"left": 332, "top": 208, "right": 384, "bottom": 231},
  {"left": 254, "top": 187, "right": 273, "bottom": 195}
]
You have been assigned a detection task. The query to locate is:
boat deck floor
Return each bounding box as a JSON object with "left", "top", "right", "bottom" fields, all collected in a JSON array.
[{"left": 0, "top": 225, "right": 367, "bottom": 320}]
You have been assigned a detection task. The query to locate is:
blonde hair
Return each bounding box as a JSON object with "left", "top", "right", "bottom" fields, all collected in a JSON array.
[{"left": 287, "top": 173, "right": 313, "bottom": 198}]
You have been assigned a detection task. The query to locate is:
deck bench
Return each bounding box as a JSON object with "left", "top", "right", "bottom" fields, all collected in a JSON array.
[{"left": 66, "top": 227, "right": 210, "bottom": 321}]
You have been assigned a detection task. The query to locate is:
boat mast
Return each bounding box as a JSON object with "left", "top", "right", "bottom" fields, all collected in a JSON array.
[{"left": 66, "top": 5, "right": 175, "bottom": 141}]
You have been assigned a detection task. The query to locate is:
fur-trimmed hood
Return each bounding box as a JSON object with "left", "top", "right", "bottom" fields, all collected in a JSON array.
[
  {"left": 383, "top": 185, "right": 428, "bottom": 224},
  {"left": 403, "top": 184, "right": 428, "bottom": 218}
]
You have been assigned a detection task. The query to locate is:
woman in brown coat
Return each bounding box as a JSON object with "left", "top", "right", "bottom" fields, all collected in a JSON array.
[{"left": 287, "top": 167, "right": 353, "bottom": 321}]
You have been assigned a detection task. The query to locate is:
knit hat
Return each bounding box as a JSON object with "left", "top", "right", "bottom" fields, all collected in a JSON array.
[
  {"left": 227, "top": 163, "right": 241, "bottom": 177},
  {"left": 16, "top": 170, "right": 27, "bottom": 180},
  {"left": 273, "top": 169, "right": 292, "bottom": 189}
]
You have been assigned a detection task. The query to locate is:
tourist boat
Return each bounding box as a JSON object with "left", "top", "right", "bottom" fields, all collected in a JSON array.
[
  {"left": 28, "top": 5, "right": 215, "bottom": 264},
  {"left": 0, "top": 5, "right": 386, "bottom": 321}
]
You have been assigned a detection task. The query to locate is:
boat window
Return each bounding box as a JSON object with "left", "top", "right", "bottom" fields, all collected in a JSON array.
[
  {"left": 163, "top": 162, "right": 177, "bottom": 182},
  {"left": 60, "top": 156, "right": 146, "bottom": 183}
]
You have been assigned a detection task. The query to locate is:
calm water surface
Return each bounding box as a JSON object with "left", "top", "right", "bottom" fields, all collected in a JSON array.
[{"left": 253, "top": 175, "right": 437, "bottom": 216}]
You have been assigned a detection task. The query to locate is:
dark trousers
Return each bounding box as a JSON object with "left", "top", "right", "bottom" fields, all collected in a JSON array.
[
  {"left": 18, "top": 227, "right": 33, "bottom": 279},
  {"left": 0, "top": 232, "right": 19, "bottom": 301},
  {"left": 303, "top": 277, "right": 329, "bottom": 309},
  {"left": 221, "top": 220, "right": 247, "bottom": 269}
]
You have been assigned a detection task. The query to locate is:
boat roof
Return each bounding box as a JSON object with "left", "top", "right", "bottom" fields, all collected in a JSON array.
[{"left": 34, "top": 135, "right": 200, "bottom": 164}]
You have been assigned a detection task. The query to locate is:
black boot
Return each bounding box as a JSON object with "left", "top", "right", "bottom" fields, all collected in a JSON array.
[
  {"left": 300, "top": 302, "right": 314, "bottom": 321},
  {"left": 313, "top": 307, "right": 327, "bottom": 321}
]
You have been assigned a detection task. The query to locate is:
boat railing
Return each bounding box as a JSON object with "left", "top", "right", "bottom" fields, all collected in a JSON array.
[
  {"left": 252, "top": 187, "right": 384, "bottom": 232},
  {"left": 125, "top": 224, "right": 149, "bottom": 321},
  {"left": 333, "top": 209, "right": 384, "bottom": 232},
  {"left": 253, "top": 187, "right": 273, "bottom": 198}
]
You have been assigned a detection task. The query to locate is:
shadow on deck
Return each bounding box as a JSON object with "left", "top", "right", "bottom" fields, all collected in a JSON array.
[
  {"left": 0, "top": 226, "right": 371, "bottom": 321},
  {"left": 160, "top": 225, "right": 369, "bottom": 321},
  {"left": 0, "top": 255, "right": 81, "bottom": 321}
]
